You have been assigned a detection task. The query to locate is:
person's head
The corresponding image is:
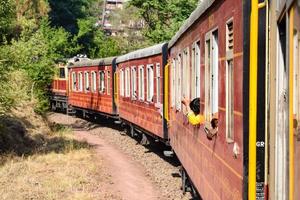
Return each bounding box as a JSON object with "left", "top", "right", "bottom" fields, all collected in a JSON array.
[
  {"left": 189, "top": 98, "right": 200, "bottom": 115},
  {"left": 211, "top": 118, "right": 218, "bottom": 129}
]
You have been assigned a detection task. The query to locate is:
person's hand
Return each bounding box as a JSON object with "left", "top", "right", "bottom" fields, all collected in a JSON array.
[{"left": 181, "top": 97, "right": 189, "bottom": 106}]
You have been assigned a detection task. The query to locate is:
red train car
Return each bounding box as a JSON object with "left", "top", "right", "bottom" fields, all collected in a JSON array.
[
  {"left": 50, "top": 62, "right": 68, "bottom": 111},
  {"left": 167, "top": 0, "right": 244, "bottom": 199},
  {"left": 68, "top": 57, "right": 117, "bottom": 118},
  {"left": 116, "top": 43, "right": 169, "bottom": 141}
]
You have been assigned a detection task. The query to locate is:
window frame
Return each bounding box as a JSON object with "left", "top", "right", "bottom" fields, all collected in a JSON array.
[
  {"left": 91, "top": 71, "right": 97, "bottom": 93},
  {"left": 107, "top": 70, "right": 111, "bottom": 95},
  {"left": 171, "top": 59, "right": 176, "bottom": 107},
  {"left": 138, "top": 65, "right": 145, "bottom": 101},
  {"left": 125, "top": 67, "right": 131, "bottom": 97},
  {"left": 156, "top": 63, "right": 161, "bottom": 104},
  {"left": 146, "top": 64, "right": 154, "bottom": 102},
  {"left": 72, "top": 71, "right": 77, "bottom": 91},
  {"left": 204, "top": 28, "right": 219, "bottom": 120},
  {"left": 99, "top": 70, "right": 105, "bottom": 94},
  {"left": 182, "top": 48, "right": 190, "bottom": 100},
  {"left": 226, "top": 59, "right": 234, "bottom": 142},
  {"left": 131, "top": 66, "right": 137, "bottom": 100},
  {"left": 78, "top": 72, "right": 83, "bottom": 92},
  {"left": 192, "top": 41, "right": 201, "bottom": 99},
  {"left": 84, "top": 71, "right": 90, "bottom": 92},
  {"left": 225, "top": 19, "right": 234, "bottom": 143},
  {"left": 176, "top": 54, "right": 182, "bottom": 111},
  {"left": 120, "top": 69, "right": 124, "bottom": 97}
]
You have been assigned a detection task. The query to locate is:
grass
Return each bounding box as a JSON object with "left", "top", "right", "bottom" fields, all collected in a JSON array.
[{"left": 0, "top": 121, "right": 116, "bottom": 200}]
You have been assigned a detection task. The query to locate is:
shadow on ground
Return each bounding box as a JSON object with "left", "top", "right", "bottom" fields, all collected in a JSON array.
[{"left": 0, "top": 115, "right": 90, "bottom": 166}]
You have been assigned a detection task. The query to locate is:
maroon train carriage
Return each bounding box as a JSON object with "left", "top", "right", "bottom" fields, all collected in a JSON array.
[
  {"left": 167, "top": 0, "right": 244, "bottom": 199},
  {"left": 116, "top": 43, "right": 169, "bottom": 142},
  {"left": 68, "top": 57, "right": 118, "bottom": 118},
  {"left": 50, "top": 62, "right": 68, "bottom": 112}
]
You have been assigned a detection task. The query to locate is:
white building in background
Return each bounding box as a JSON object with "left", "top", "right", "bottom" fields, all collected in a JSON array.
[{"left": 100, "top": 0, "right": 144, "bottom": 36}]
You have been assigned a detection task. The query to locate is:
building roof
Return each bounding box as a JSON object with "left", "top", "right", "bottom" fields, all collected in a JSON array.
[
  {"left": 168, "top": 0, "right": 215, "bottom": 48},
  {"left": 116, "top": 43, "right": 167, "bottom": 64}
]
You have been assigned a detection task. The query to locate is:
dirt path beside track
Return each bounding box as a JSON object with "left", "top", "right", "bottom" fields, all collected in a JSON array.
[
  {"left": 47, "top": 112, "right": 193, "bottom": 200},
  {"left": 75, "top": 131, "right": 159, "bottom": 200}
]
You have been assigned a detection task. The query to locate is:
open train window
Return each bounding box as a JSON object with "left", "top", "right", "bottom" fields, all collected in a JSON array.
[
  {"left": 205, "top": 29, "right": 219, "bottom": 120},
  {"left": 138, "top": 65, "right": 145, "bottom": 101},
  {"left": 192, "top": 41, "right": 201, "bottom": 99},
  {"left": 91, "top": 71, "right": 97, "bottom": 93},
  {"left": 125, "top": 68, "right": 130, "bottom": 97},
  {"left": 147, "top": 64, "right": 154, "bottom": 102},
  {"left": 99, "top": 71, "right": 105, "bottom": 93},
  {"left": 59, "top": 68, "right": 65, "bottom": 79},
  {"left": 182, "top": 48, "right": 190, "bottom": 100},
  {"left": 84, "top": 72, "right": 90, "bottom": 92},
  {"left": 156, "top": 63, "right": 161, "bottom": 104},
  {"left": 120, "top": 69, "right": 124, "bottom": 97},
  {"left": 176, "top": 54, "right": 182, "bottom": 111},
  {"left": 107, "top": 71, "right": 110, "bottom": 95},
  {"left": 72, "top": 72, "right": 77, "bottom": 91},
  {"left": 78, "top": 72, "right": 83, "bottom": 91},
  {"left": 131, "top": 67, "right": 137, "bottom": 99},
  {"left": 171, "top": 59, "right": 176, "bottom": 107}
]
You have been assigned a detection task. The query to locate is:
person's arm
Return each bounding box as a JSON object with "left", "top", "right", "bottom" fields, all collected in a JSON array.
[{"left": 181, "top": 97, "right": 191, "bottom": 115}]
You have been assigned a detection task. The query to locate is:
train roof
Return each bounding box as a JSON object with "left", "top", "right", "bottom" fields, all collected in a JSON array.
[
  {"left": 168, "top": 0, "right": 215, "bottom": 48},
  {"left": 68, "top": 57, "right": 115, "bottom": 68},
  {"left": 116, "top": 43, "right": 167, "bottom": 64}
]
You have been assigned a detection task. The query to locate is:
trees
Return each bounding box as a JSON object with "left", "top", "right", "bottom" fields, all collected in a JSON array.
[
  {"left": 129, "top": 0, "right": 198, "bottom": 43},
  {"left": 48, "top": 0, "right": 100, "bottom": 34}
]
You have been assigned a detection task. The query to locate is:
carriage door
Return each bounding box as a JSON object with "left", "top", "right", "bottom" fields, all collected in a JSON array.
[
  {"left": 275, "top": 17, "right": 289, "bottom": 200},
  {"left": 292, "top": 6, "right": 300, "bottom": 199}
]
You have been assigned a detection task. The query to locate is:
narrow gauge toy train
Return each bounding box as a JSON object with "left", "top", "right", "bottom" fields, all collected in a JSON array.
[{"left": 50, "top": 0, "right": 300, "bottom": 199}]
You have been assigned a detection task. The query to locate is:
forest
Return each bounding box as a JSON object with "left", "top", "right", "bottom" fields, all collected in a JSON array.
[{"left": 0, "top": 0, "right": 198, "bottom": 114}]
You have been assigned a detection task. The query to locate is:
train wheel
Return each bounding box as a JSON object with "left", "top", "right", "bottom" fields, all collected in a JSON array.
[
  {"left": 51, "top": 102, "right": 56, "bottom": 111},
  {"left": 180, "top": 166, "right": 188, "bottom": 194},
  {"left": 130, "top": 124, "right": 135, "bottom": 137}
]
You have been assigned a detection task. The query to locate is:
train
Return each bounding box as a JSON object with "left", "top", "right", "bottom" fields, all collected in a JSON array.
[{"left": 50, "top": 0, "right": 300, "bottom": 199}]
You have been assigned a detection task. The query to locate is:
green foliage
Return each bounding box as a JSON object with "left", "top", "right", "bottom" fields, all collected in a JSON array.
[
  {"left": 48, "top": 0, "right": 100, "bottom": 34},
  {"left": 0, "top": 0, "right": 16, "bottom": 42},
  {"left": 129, "top": 0, "right": 198, "bottom": 43},
  {"left": 75, "top": 18, "right": 121, "bottom": 58},
  {"left": 0, "top": 16, "right": 77, "bottom": 113}
]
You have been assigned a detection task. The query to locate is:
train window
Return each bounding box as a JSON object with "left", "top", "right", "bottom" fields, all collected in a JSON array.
[
  {"left": 176, "top": 54, "right": 182, "bottom": 111},
  {"left": 91, "top": 71, "right": 97, "bottom": 93},
  {"left": 192, "top": 41, "right": 201, "bottom": 99},
  {"left": 78, "top": 72, "right": 83, "bottom": 91},
  {"left": 84, "top": 72, "right": 90, "bottom": 92},
  {"left": 125, "top": 68, "right": 130, "bottom": 97},
  {"left": 226, "top": 59, "right": 234, "bottom": 142},
  {"left": 205, "top": 30, "right": 219, "bottom": 120},
  {"left": 147, "top": 64, "right": 154, "bottom": 102},
  {"left": 131, "top": 67, "right": 137, "bottom": 99},
  {"left": 138, "top": 65, "right": 145, "bottom": 101},
  {"left": 120, "top": 69, "right": 124, "bottom": 97},
  {"left": 171, "top": 59, "right": 176, "bottom": 107},
  {"left": 107, "top": 71, "right": 110, "bottom": 95},
  {"left": 156, "top": 63, "right": 161, "bottom": 104},
  {"left": 182, "top": 48, "right": 190, "bottom": 100},
  {"left": 59, "top": 68, "right": 65, "bottom": 79},
  {"left": 72, "top": 72, "right": 77, "bottom": 91},
  {"left": 99, "top": 71, "right": 105, "bottom": 93}
]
